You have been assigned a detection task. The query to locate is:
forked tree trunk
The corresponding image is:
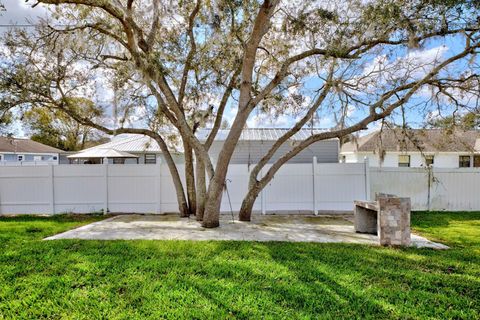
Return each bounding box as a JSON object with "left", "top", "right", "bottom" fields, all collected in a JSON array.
[
  {"left": 183, "top": 140, "right": 196, "bottom": 217},
  {"left": 200, "top": 0, "right": 280, "bottom": 228},
  {"left": 195, "top": 158, "right": 207, "bottom": 221}
]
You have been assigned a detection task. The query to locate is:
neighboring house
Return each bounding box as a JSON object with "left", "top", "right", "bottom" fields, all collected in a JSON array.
[
  {"left": 197, "top": 128, "right": 339, "bottom": 164},
  {"left": 67, "top": 135, "right": 178, "bottom": 164},
  {"left": 341, "top": 129, "right": 480, "bottom": 168},
  {"left": 0, "top": 137, "right": 63, "bottom": 165},
  {"left": 70, "top": 128, "right": 339, "bottom": 165}
]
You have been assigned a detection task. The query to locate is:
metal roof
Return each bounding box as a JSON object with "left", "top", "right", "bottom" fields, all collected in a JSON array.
[
  {"left": 196, "top": 128, "right": 331, "bottom": 141},
  {"left": 78, "top": 129, "right": 335, "bottom": 154},
  {"left": 82, "top": 135, "right": 161, "bottom": 153},
  {"left": 67, "top": 148, "right": 139, "bottom": 159}
]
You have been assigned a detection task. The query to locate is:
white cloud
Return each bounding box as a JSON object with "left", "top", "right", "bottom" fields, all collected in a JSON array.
[
  {"left": 247, "top": 112, "right": 292, "bottom": 128},
  {"left": 352, "top": 45, "right": 450, "bottom": 94},
  {"left": 0, "top": 1, "right": 46, "bottom": 25}
]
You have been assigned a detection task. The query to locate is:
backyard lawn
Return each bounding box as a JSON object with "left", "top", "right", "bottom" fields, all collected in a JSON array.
[{"left": 0, "top": 212, "right": 479, "bottom": 319}]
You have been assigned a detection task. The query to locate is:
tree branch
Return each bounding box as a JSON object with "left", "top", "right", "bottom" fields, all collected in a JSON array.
[
  {"left": 178, "top": 0, "right": 201, "bottom": 106},
  {"left": 204, "top": 66, "right": 241, "bottom": 149},
  {"left": 256, "top": 41, "right": 480, "bottom": 190},
  {"left": 249, "top": 64, "right": 336, "bottom": 185}
]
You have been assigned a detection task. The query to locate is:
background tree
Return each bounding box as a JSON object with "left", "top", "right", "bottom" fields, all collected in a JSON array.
[
  {"left": 22, "top": 99, "right": 107, "bottom": 151},
  {"left": 1, "top": 0, "right": 479, "bottom": 227},
  {"left": 0, "top": 110, "right": 13, "bottom": 135},
  {"left": 428, "top": 111, "right": 480, "bottom": 130}
]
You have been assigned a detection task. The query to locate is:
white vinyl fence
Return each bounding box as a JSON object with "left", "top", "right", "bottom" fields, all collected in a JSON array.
[
  {"left": 0, "top": 158, "right": 367, "bottom": 215},
  {"left": 1, "top": 160, "right": 479, "bottom": 215},
  {"left": 370, "top": 167, "right": 480, "bottom": 211}
]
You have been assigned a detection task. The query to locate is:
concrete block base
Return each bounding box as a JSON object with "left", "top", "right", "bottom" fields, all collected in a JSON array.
[{"left": 354, "top": 195, "right": 411, "bottom": 246}]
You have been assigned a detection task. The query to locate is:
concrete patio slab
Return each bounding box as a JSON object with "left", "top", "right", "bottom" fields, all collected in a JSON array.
[{"left": 44, "top": 214, "right": 449, "bottom": 249}]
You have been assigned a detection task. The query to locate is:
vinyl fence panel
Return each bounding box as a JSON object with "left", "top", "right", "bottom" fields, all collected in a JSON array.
[
  {"left": 0, "top": 166, "right": 52, "bottom": 214},
  {"left": 107, "top": 164, "right": 159, "bottom": 213},
  {"left": 370, "top": 167, "right": 480, "bottom": 211},
  {"left": 316, "top": 163, "right": 368, "bottom": 211},
  {"left": 1, "top": 162, "right": 480, "bottom": 215},
  {"left": 220, "top": 164, "right": 257, "bottom": 213},
  {"left": 53, "top": 165, "right": 105, "bottom": 213},
  {"left": 265, "top": 163, "right": 314, "bottom": 212},
  {"left": 429, "top": 168, "right": 480, "bottom": 211},
  {"left": 370, "top": 167, "right": 429, "bottom": 210}
]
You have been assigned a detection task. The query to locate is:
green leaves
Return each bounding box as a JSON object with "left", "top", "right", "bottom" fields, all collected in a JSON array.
[
  {"left": 428, "top": 111, "right": 480, "bottom": 130},
  {"left": 22, "top": 100, "right": 105, "bottom": 151}
]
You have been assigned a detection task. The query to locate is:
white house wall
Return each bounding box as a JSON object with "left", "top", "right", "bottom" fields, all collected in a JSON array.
[
  {"left": 343, "top": 152, "right": 466, "bottom": 168},
  {"left": 1, "top": 152, "right": 59, "bottom": 165}
]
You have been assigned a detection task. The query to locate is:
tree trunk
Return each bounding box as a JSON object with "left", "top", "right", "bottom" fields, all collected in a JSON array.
[
  {"left": 202, "top": 111, "right": 250, "bottom": 228},
  {"left": 183, "top": 140, "right": 196, "bottom": 217},
  {"left": 153, "top": 137, "right": 189, "bottom": 217},
  {"left": 200, "top": 1, "right": 280, "bottom": 228},
  {"left": 202, "top": 177, "right": 223, "bottom": 228},
  {"left": 195, "top": 158, "right": 206, "bottom": 221},
  {"left": 238, "top": 185, "right": 260, "bottom": 221}
]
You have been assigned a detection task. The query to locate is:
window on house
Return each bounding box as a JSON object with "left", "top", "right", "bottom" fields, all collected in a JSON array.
[
  {"left": 474, "top": 155, "right": 480, "bottom": 168},
  {"left": 425, "top": 155, "right": 434, "bottom": 167},
  {"left": 113, "top": 158, "right": 125, "bottom": 164},
  {"left": 33, "top": 156, "right": 42, "bottom": 161},
  {"left": 0, "top": 154, "right": 3, "bottom": 161},
  {"left": 459, "top": 155, "right": 471, "bottom": 168},
  {"left": 398, "top": 155, "right": 410, "bottom": 167},
  {"left": 144, "top": 154, "right": 157, "bottom": 164},
  {"left": 17, "top": 155, "right": 24, "bottom": 162}
]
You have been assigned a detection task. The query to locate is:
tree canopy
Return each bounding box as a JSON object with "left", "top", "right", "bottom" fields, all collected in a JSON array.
[
  {"left": 428, "top": 111, "right": 480, "bottom": 130},
  {"left": 22, "top": 99, "right": 107, "bottom": 151}
]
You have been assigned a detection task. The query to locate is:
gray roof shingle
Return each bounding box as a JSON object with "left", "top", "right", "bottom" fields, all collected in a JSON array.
[
  {"left": 341, "top": 129, "right": 480, "bottom": 153},
  {"left": 0, "top": 137, "right": 64, "bottom": 153}
]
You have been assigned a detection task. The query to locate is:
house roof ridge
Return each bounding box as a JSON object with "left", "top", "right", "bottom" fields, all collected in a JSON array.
[
  {"left": 357, "top": 131, "right": 379, "bottom": 148},
  {"left": 341, "top": 128, "right": 479, "bottom": 153},
  {"left": 0, "top": 136, "right": 64, "bottom": 153}
]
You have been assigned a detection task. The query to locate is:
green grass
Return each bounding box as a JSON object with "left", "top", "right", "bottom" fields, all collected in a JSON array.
[{"left": 0, "top": 212, "right": 479, "bottom": 319}]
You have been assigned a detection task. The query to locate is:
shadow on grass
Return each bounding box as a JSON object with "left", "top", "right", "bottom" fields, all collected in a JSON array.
[
  {"left": 2, "top": 238, "right": 479, "bottom": 319},
  {"left": 1, "top": 213, "right": 480, "bottom": 318}
]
